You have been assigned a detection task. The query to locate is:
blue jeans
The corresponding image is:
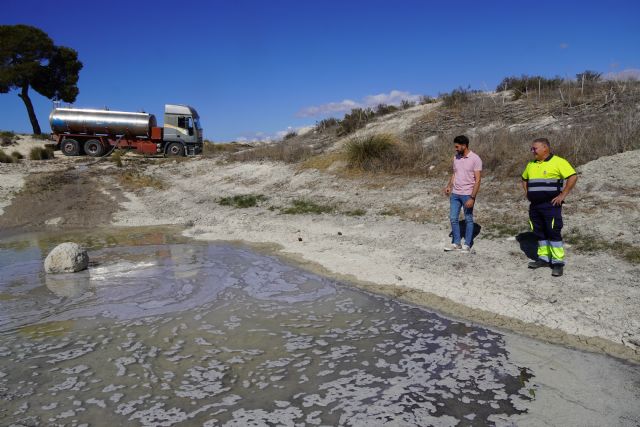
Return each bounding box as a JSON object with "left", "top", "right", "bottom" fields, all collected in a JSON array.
[{"left": 450, "top": 194, "right": 475, "bottom": 247}]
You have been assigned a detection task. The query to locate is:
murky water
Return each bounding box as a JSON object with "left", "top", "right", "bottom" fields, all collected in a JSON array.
[{"left": 0, "top": 228, "right": 638, "bottom": 426}]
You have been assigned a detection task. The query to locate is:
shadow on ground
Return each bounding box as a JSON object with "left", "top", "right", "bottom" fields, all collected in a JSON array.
[{"left": 516, "top": 232, "right": 538, "bottom": 260}]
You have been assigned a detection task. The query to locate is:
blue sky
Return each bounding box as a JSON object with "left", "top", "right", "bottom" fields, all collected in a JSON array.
[{"left": 2, "top": 0, "right": 639, "bottom": 141}]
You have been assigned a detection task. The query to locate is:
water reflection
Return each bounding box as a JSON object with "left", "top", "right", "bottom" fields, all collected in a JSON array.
[{"left": 0, "top": 231, "right": 533, "bottom": 426}]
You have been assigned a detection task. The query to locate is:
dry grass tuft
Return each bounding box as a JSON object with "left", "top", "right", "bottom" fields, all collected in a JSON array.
[
  {"left": 29, "top": 147, "right": 55, "bottom": 160},
  {"left": 232, "top": 141, "right": 313, "bottom": 163},
  {"left": 299, "top": 152, "right": 346, "bottom": 171},
  {"left": 118, "top": 170, "right": 165, "bottom": 190},
  {"left": 0, "top": 149, "right": 16, "bottom": 163},
  {"left": 202, "top": 141, "right": 247, "bottom": 158}
]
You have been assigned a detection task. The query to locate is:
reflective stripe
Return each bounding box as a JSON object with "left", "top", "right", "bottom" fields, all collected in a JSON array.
[
  {"left": 538, "top": 254, "right": 550, "bottom": 262},
  {"left": 528, "top": 178, "right": 562, "bottom": 184},
  {"left": 551, "top": 218, "right": 555, "bottom": 229},
  {"left": 549, "top": 240, "right": 563, "bottom": 248},
  {"left": 528, "top": 186, "right": 561, "bottom": 192},
  {"left": 529, "top": 220, "right": 533, "bottom": 231},
  {"left": 550, "top": 245, "right": 565, "bottom": 264},
  {"left": 538, "top": 240, "right": 550, "bottom": 247}
]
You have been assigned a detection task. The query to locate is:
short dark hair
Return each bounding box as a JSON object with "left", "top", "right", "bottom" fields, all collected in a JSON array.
[
  {"left": 453, "top": 135, "right": 469, "bottom": 146},
  {"left": 533, "top": 137, "right": 550, "bottom": 147}
]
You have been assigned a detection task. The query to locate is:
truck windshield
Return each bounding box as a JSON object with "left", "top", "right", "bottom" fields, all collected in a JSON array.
[{"left": 193, "top": 117, "right": 202, "bottom": 130}]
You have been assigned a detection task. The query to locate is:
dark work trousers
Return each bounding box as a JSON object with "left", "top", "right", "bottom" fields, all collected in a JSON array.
[{"left": 529, "top": 201, "right": 565, "bottom": 265}]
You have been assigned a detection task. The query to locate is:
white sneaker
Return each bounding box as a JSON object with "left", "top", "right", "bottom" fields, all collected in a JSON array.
[
  {"left": 444, "top": 243, "right": 462, "bottom": 252},
  {"left": 460, "top": 244, "right": 471, "bottom": 252}
]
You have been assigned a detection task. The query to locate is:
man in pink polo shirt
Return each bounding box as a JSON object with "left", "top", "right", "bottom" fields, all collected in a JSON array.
[{"left": 443, "top": 135, "right": 482, "bottom": 252}]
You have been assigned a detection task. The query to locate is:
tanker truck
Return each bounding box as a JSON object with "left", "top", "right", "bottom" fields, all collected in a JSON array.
[{"left": 49, "top": 104, "right": 203, "bottom": 157}]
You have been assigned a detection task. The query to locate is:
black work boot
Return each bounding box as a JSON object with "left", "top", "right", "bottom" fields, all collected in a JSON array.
[
  {"left": 528, "top": 259, "right": 548, "bottom": 269},
  {"left": 551, "top": 265, "right": 564, "bottom": 277}
]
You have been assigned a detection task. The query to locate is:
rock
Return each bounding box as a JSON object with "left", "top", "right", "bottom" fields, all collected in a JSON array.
[{"left": 44, "top": 242, "right": 89, "bottom": 274}]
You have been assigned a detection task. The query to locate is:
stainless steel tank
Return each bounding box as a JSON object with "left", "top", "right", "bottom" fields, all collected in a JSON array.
[{"left": 49, "top": 108, "right": 157, "bottom": 137}]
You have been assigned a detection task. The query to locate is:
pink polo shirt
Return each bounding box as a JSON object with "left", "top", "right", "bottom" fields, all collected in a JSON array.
[{"left": 452, "top": 150, "right": 482, "bottom": 195}]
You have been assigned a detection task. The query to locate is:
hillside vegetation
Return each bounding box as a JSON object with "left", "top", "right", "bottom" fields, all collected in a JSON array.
[{"left": 207, "top": 75, "right": 640, "bottom": 180}]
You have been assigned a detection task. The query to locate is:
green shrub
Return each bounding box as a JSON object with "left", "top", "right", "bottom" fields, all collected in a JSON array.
[
  {"left": 419, "top": 95, "right": 436, "bottom": 104},
  {"left": 0, "top": 149, "right": 15, "bottom": 163},
  {"left": 315, "top": 118, "right": 339, "bottom": 132},
  {"left": 281, "top": 199, "right": 334, "bottom": 215},
  {"left": 344, "top": 134, "right": 396, "bottom": 168},
  {"left": 565, "top": 228, "right": 640, "bottom": 264},
  {"left": 219, "top": 194, "right": 267, "bottom": 208},
  {"left": 576, "top": 70, "right": 602, "bottom": 83},
  {"left": 440, "top": 87, "right": 475, "bottom": 108},
  {"left": 375, "top": 103, "right": 399, "bottom": 116},
  {"left": 29, "top": 147, "right": 55, "bottom": 160},
  {"left": 283, "top": 131, "right": 297, "bottom": 140},
  {"left": 31, "top": 133, "right": 51, "bottom": 140},
  {"left": 337, "top": 108, "right": 375, "bottom": 136},
  {"left": 11, "top": 151, "right": 24, "bottom": 160},
  {"left": 496, "top": 75, "right": 563, "bottom": 99},
  {"left": 400, "top": 99, "right": 416, "bottom": 109}
]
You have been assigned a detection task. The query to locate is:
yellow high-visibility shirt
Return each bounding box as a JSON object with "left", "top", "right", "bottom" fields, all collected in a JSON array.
[{"left": 522, "top": 154, "right": 576, "bottom": 203}]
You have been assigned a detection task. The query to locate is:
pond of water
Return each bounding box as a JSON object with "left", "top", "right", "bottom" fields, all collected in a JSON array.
[{"left": 0, "top": 228, "right": 638, "bottom": 426}]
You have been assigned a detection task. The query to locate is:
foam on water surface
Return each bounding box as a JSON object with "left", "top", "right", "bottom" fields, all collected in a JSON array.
[{"left": 0, "top": 230, "right": 638, "bottom": 426}]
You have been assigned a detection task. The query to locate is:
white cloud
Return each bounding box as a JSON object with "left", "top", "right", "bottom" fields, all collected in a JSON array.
[
  {"left": 235, "top": 132, "right": 276, "bottom": 143},
  {"left": 297, "top": 99, "right": 360, "bottom": 118},
  {"left": 296, "top": 89, "right": 422, "bottom": 118},
  {"left": 275, "top": 125, "right": 314, "bottom": 139},
  {"left": 603, "top": 68, "right": 640, "bottom": 81},
  {"left": 236, "top": 124, "right": 314, "bottom": 143},
  {"left": 363, "top": 90, "right": 421, "bottom": 107}
]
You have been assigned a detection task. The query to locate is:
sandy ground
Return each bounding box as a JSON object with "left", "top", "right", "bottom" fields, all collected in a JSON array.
[
  {"left": 107, "top": 151, "right": 640, "bottom": 362},
  {"left": 2, "top": 135, "right": 639, "bottom": 363},
  {"left": 0, "top": 136, "right": 57, "bottom": 217}
]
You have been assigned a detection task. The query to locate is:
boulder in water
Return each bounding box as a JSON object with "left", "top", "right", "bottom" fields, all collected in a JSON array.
[{"left": 44, "top": 242, "right": 89, "bottom": 274}]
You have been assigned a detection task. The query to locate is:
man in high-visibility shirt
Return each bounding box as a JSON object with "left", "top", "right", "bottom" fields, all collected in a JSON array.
[{"left": 521, "top": 138, "right": 577, "bottom": 277}]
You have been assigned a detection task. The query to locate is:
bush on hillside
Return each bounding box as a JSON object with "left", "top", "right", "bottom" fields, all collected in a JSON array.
[
  {"left": 496, "top": 75, "right": 564, "bottom": 99},
  {"left": 401, "top": 99, "right": 416, "bottom": 109},
  {"left": 576, "top": 70, "right": 602, "bottom": 84},
  {"left": 419, "top": 95, "right": 436, "bottom": 104},
  {"left": 375, "top": 103, "right": 399, "bottom": 116},
  {"left": 315, "top": 118, "right": 339, "bottom": 132},
  {"left": 337, "top": 108, "right": 375, "bottom": 136},
  {"left": 344, "top": 134, "right": 397, "bottom": 169},
  {"left": 440, "top": 87, "right": 476, "bottom": 108}
]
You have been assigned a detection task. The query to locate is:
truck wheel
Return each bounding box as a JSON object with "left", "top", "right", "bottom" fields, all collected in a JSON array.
[
  {"left": 61, "top": 139, "right": 81, "bottom": 156},
  {"left": 84, "top": 139, "right": 105, "bottom": 157},
  {"left": 166, "top": 142, "right": 185, "bottom": 157}
]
